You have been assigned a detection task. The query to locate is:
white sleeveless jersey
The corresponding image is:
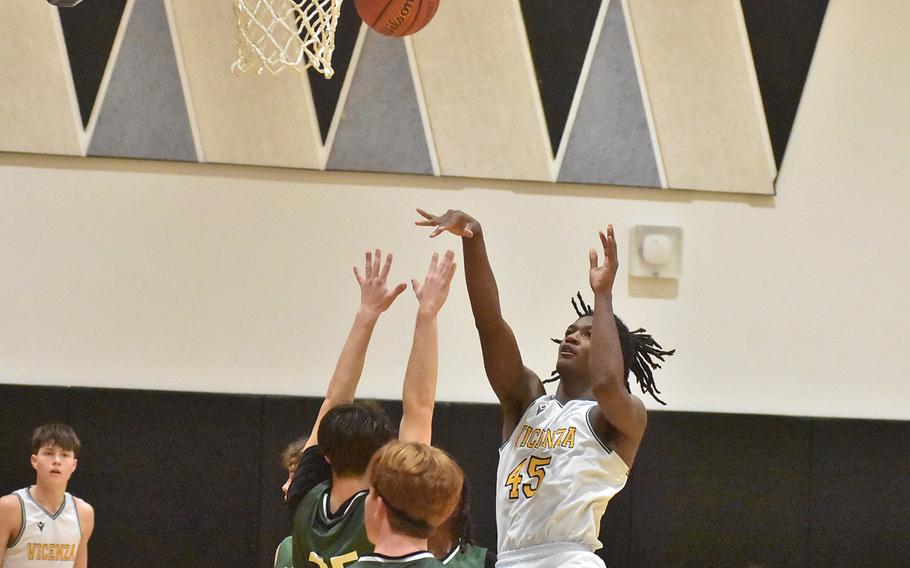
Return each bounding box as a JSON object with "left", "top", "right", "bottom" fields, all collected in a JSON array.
[
  {"left": 4, "top": 488, "right": 82, "bottom": 568},
  {"left": 495, "top": 395, "right": 629, "bottom": 553}
]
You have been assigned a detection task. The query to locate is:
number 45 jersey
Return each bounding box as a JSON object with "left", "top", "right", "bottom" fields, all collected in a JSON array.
[{"left": 495, "top": 395, "right": 630, "bottom": 554}]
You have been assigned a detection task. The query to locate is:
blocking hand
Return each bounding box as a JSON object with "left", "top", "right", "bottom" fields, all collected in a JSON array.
[
  {"left": 411, "top": 250, "right": 457, "bottom": 316},
  {"left": 354, "top": 249, "right": 407, "bottom": 315}
]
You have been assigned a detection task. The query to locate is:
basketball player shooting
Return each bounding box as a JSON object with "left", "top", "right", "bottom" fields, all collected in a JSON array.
[{"left": 415, "top": 209, "right": 674, "bottom": 568}]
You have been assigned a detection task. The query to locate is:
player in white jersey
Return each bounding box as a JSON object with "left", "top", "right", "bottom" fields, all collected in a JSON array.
[
  {"left": 416, "top": 210, "right": 674, "bottom": 567},
  {"left": 0, "top": 424, "right": 95, "bottom": 568}
]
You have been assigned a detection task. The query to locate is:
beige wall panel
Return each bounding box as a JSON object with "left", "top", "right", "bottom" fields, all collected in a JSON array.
[
  {"left": 0, "top": 2, "right": 80, "bottom": 156},
  {"left": 410, "top": 0, "right": 551, "bottom": 181},
  {"left": 627, "top": 0, "right": 775, "bottom": 194},
  {"left": 168, "top": 0, "right": 321, "bottom": 168}
]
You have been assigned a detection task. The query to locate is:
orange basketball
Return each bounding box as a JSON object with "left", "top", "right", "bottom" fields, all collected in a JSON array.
[{"left": 354, "top": 0, "right": 440, "bottom": 37}]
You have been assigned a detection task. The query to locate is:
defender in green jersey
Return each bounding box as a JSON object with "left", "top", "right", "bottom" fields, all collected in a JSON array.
[
  {"left": 429, "top": 481, "right": 495, "bottom": 568},
  {"left": 287, "top": 249, "right": 458, "bottom": 568},
  {"left": 274, "top": 535, "right": 294, "bottom": 568},
  {"left": 353, "top": 552, "right": 442, "bottom": 568},
  {"left": 438, "top": 543, "right": 494, "bottom": 568}
]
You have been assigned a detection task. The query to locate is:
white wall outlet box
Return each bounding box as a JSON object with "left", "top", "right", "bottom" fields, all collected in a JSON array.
[{"left": 629, "top": 225, "right": 683, "bottom": 279}]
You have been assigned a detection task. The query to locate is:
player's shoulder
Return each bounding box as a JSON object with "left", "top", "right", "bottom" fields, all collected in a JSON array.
[
  {"left": 72, "top": 496, "right": 95, "bottom": 528},
  {"left": 0, "top": 493, "right": 23, "bottom": 532},
  {"left": 72, "top": 495, "right": 93, "bottom": 511},
  {"left": 0, "top": 493, "right": 23, "bottom": 514}
]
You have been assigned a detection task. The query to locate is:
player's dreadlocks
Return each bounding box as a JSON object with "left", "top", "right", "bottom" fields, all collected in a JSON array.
[
  {"left": 544, "top": 292, "right": 674, "bottom": 405},
  {"left": 449, "top": 479, "right": 474, "bottom": 547}
]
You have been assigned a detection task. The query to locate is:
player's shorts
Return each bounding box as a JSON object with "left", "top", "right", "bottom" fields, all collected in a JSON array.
[{"left": 496, "top": 543, "right": 606, "bottom": 568}]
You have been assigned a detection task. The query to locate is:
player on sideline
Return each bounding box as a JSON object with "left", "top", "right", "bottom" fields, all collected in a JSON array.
[
  {"left": 0, "top": 424, "right": 95, "bottom": 568},
  {"left": 350, "top": 442, "right": 464, "bottom": 568},
  {"left": 287, "top": 248, "right": 457, "bottom": 568},
  {"left": 416, "top": 209, "right": 674, "bottom": 568}
]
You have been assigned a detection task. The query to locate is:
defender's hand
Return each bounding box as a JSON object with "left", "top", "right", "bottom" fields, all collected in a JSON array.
[
  {"left": 589, "top": 225, "right": 619, "bottom": 295},
  {"left": 412, "top": 250, "right": 457, "bottom": 316},
  {"left": 415, "top": 208, "right": 480, "bottom": 239},
  {"left": 354, "top": 249, "right": 407, "bottom": 315}
]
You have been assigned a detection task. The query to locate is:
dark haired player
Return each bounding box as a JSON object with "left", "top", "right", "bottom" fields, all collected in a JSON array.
[
  {"left": 416, "top": 209, "right": 674, "bottom": 568},
  {"left": 287, "top": 248, "right": 457, "bottom": 568},
  {"left": 0, "top": 424, "right": 95, "bottom": 568}
]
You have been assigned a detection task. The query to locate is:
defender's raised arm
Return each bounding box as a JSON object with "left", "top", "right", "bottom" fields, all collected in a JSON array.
[
  {"left": 305, "top": 250, "right": 406, "bottom": 450},
  {"left": 399, "top": 250, "right": 457, "bottom": 444}
]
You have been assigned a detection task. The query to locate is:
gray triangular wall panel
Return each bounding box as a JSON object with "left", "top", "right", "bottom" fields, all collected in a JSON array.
[
  {"left": 559, "top": 0, "right": 660, "bottom": 187},
  {"left": 88, "top": 0, "right": 196, "bottom": 162},
  {"left": 326, "top": 31, "right": 433, "bottom": 175}
]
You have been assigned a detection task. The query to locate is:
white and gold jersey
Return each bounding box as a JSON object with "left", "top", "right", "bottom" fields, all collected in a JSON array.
[
  {"left": 495, "top": 395, "right": 629, "bottom": 554},
  {"left": 4, "top": 488, "right": 82, "bottom": 568}
]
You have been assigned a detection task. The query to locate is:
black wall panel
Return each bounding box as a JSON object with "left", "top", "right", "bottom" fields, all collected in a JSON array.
[
  {"left": 257, "top": 395, "right": 323, "bottom": 568},
  {"left": 629, "top": 412, "right": 813, "bottom": 568},
  {"left": 67, "top": 387, "right": 262, "bottom": 568},
  {"left": 3, "top": 384, "right": 909, "bottom": 567},
  {"left": 809, "top": 419, "right": 910, "bottom": 567},
  {"left": 0, "top": 385, "right": 70, "bottom": 495},
  {"left": 740, "top": 0, "right": 829, "bottom": 168},
  {"left": 433, "top": 402, "right": 501, "bottom": 553},
  {"left": 598, "top": 474, "right": 632, "bottom": 567}
]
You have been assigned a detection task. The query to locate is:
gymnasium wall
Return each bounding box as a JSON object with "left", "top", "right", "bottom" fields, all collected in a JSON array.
[
  {"left": 2, "top": 384, "right": 907, "bottom": 568},
  {"left": 2, "top": 6, "right": 910, "bottom": 416},
  {"left": 3, "top": 2, "right": 909, "bottom": 566},
  {"left": 5, "top": 0, "right": 910, "bottom": 422}
]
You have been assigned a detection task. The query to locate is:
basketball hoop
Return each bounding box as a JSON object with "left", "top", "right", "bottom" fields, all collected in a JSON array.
[{"left": 232, "top": 0, "right": 343, "bottom": 78}]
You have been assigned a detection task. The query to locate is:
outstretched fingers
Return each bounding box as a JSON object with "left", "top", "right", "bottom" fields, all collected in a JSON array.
[
  {"left": 439, "top": 249, "right": 456, "bottom": 276},
  {"left": 380, "top": 252, "right": 394, "bottom": 280},
  {"left": 372, "top": 248, "right": 381, "bottom": 278},
  {"left": 414, "top": 208, "right": 475, "bottom": 239},
  {"left": 364, "top": 250, "right": 373, "bottom": 279},
  {"left": 604, "top": 225, "right": 618, "bottom": 266},
  {"left": 414, "top": 208, "right": 437, "bottom": 225}
]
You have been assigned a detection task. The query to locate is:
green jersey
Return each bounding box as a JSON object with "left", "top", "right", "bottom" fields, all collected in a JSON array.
[
  {"left": 440, "top": 543, "right": 495, "bottom": 568},
  {"left": 292, "top": 480, "right": 373, "bottom": 568},
  {"left": 274, "top": 536, "right": 294, "bottom": 568},
  {"left": 350, "top": 551, "right": 444, "bottom": 567}
]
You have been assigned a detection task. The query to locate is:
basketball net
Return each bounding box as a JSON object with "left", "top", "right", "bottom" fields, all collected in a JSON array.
[{"left": 232, "top": 0, "right": 342, "bottom": 78}]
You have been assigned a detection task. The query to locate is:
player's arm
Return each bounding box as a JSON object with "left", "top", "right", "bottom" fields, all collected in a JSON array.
[
  {"left": 398, "top": 250, "right": 457, "bottom": 444},
  {"left": 304, "top": 249, "right": 407, "bottom": 450},
  {"left": 73, "top": 498, "right": 94, "bottom": 568},
  {"left": 415, "top": 209, "right": 544, "bottom": 438},
  {"left": 588, "top": 226, "right": 647, "bottom": 448},
  {"left": 0, "top": 494, "right": 23, "bottom": 565}
]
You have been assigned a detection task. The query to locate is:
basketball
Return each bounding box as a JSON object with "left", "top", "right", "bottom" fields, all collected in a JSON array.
[{"left": 354, "top": 0, "right": 440, "bottom": 37}]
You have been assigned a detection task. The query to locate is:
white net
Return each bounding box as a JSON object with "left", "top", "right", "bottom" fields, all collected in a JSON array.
[{"left": 232, "top": 0, "right": 343, "bottom": 78}]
